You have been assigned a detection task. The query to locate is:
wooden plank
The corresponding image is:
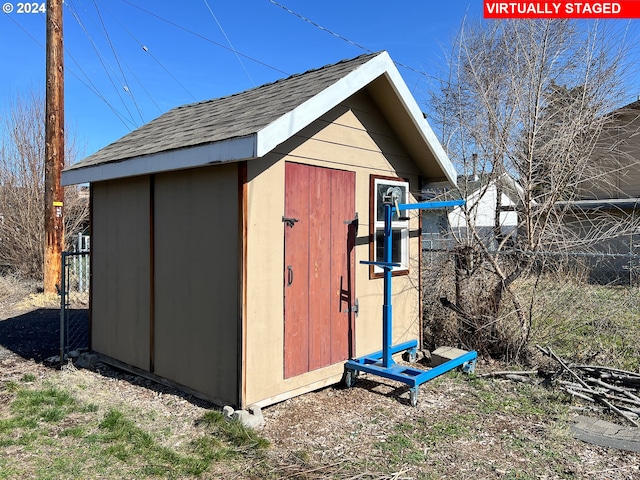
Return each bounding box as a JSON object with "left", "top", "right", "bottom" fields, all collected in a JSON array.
[
  {"left": 308, "top": 165, "right": 332, "bottom": 370},
  {"left": 284, "top": 163, "right": 356, "bottom": 376},
  {"left": 330, "top": 169, "right": 354, "bottom": 364},
  {"left": 238, "top": 161, "right": 248, "bottom": 408},
  {"left": 284, "top": 162, "right": 310, "bottom": 378}
]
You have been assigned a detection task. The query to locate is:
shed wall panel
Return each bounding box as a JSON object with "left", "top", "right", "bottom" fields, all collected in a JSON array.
[
  {"left": 313, "top": 106, "right": 414, "bottom": 158},
  {"left": 91, "top": 177, "right": 151, "bottom": 370},
  {"left": 153, "top": 164, "right": 239, "bottom": 405}
]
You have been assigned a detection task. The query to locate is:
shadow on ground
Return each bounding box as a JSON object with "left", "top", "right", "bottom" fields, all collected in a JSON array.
[
  {"left": 0, "top": 307, "right": 215, "bottom": 410},
  {"left": 0, "top": 308, "right": 88, "bottom": 362}
]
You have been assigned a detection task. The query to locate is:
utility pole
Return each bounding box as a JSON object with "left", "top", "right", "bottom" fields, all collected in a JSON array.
[{"left": 44, "top": 0, "right": 64, "bottom": 294}]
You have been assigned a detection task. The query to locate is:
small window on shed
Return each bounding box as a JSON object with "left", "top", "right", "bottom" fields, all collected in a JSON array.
[{"left": 369, "top": 175, "right": 409, "bottom": 278}]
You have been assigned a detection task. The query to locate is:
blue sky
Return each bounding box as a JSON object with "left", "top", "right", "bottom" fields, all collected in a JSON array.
[{"left": 0, "top": 1, "right": 638, "bottom": 161}]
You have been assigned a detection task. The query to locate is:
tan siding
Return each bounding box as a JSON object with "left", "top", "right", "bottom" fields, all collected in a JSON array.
[
  {"left": 153, "top": 165, "right": 239, "bottom": 405},
  {"left": 617, "top": 112, "right": 640, "bottom": 198},
  {"left": 91, "top": 177, "right": 151, "bottom": 370},
  {"left": 244, "top": 91, "right": 424, "bottom": 406},
  {"left": 579, "top": 113, "right": 640, "bottom": 199},
  {"left": 619, "top": 156, "right": 640, "bottom": 197},
  {"left": 299, "top": 105, "right": 412, "bottom": 159}
]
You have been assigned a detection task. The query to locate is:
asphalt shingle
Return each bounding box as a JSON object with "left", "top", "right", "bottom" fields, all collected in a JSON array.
[{"left": 68, "top": 53, "right": 379, "bottom": 170}]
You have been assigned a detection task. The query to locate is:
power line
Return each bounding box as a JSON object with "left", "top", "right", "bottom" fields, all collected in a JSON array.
[
  {"left": 120, "top": 0, "right": 290, "bottom": 76},
  {"left": 202, "top": 0, "right": 255, "bottom": 86},
  {"left": 68, "top": 0, "right": 148, "bottom": 125},
  {"left": 267, "top": 0, "right": 440, "bottom": 82},
  {"left": 92, "top": 0, "right": 145, "bottom": 124},
  {"left": 112, "top": 50, "right": 163, "bottom": 115},
  {"left": 268, "top": 0, "right": 373, "bottom": 54},
  {"left": 100, "top": 7, "right": 197, "bottom": 103},
  {"left": 65, "top": 0, "right": 139, "bottom": 127},
  {"left": 3, "top": 10, "right": 136, "bottom": 131}
]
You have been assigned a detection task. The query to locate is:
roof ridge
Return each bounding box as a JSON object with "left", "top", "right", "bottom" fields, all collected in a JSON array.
[{"left": 170, "top": 52, "right": 382, "bottom": 113}]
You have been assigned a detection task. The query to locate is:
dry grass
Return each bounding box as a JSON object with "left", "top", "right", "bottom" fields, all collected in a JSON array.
[
  {"left": 6, "top": 356, "right": 640, "bottom": 480},
  {"left": 0, "top": 275, "right": 35, "bottom": 314},
  {"left": 0, "top": 275, "right": 61, "bottom": 323},
  {"left": 2, "top": 275, "right": 640, "bottom": 479}
]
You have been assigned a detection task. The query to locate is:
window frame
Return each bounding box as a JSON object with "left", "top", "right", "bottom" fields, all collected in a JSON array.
[{"left": 369, "top": 175, "right": 410, "bottom": 279}]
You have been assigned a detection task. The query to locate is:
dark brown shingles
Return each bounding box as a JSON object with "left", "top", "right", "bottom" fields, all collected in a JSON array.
[{"left": 68, "top": 53, "right": 380, "bottom": 170}]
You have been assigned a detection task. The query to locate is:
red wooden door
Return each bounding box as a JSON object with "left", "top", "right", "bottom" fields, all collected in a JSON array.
[{"left": 284, "top": 162, "right": 356, "bottom": 378}]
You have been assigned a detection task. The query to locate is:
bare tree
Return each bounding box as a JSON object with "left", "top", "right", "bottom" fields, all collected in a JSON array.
[
  {"left": 428, "top": 19, "right": 639, "bottom": 359},
  {"left": 0, "top": 90, "right": 88, "bottom": 280}
]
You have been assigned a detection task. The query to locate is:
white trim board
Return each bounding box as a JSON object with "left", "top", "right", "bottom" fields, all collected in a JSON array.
[{"left": 61, "top": 136, "right": 256, "bottom": 185}]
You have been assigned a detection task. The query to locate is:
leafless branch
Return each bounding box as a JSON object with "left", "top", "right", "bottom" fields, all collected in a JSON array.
[{"left": 0, "top": 90, "right": 88, "bottom": 279}]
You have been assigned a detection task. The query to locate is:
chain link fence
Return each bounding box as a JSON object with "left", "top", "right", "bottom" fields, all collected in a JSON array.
[
  {"left": 59, "top": 250, "right": 90, "bottom": 364},
  {"left": 422, "top": 241, "right": 640, "bottom": 366}
]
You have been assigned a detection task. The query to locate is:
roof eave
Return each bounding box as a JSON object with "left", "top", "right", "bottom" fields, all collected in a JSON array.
[
  {"left": 255, "top": 54, "right": 397, "bottom": 157},
  {"left": 555, "top": 198, "right": 640, "bottom": 210},
  {"left": 62, "top": 52, "right": 458, "bottom": 187},
  {"left": 256, "top": 52, "right": 458, "bottom": 187},
  {"left": 61, "top": 135, "right": 256, "bottom": 185}
]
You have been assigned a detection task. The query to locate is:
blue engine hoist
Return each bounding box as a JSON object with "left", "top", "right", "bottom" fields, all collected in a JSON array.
[{"left": 343, "top": 190, "right": 477, "bottom": 407}]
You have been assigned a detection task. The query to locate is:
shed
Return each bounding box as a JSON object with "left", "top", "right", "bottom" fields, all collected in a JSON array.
[{"left": 62, "top": 52, "right": 458, "bottom": 409}]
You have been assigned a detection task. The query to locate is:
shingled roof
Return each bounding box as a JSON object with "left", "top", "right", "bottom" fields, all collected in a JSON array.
[{"left": 62, "top": 51, "right": 457, "bottom": 186}]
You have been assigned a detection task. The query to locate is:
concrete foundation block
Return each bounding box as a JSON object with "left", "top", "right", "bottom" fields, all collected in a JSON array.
[
  {"left": 431, "top": 346, "right": 470, "bottom": 367},
  {"left": 222, "top": 405, "right": 235, "bottom": 419},
  {"left": 223, "top": 405, "right": 265, "bottom": 429}
]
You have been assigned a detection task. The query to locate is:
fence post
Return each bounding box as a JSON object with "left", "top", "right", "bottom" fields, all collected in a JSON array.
[{"left": 59, "top": 252, "right": 66, "bottom": 366}]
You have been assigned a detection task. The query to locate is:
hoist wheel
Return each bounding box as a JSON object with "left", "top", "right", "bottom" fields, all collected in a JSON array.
[{"left": 343, "top": 369, "right": 357, "bottom": 389}]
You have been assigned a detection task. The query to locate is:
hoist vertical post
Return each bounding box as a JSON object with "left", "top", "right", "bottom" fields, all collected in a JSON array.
[{"left": 382, "top": 202, "right": 393, "bottom": 368}]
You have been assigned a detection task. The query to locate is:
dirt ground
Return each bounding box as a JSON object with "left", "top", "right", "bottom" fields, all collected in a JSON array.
[{"left": 2, "top": 290, "right": 640, "bottom": 479}]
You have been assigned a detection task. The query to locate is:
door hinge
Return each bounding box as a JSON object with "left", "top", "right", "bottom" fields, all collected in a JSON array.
[
  {"left": 343, "top": 298, "right": 359, "bottom": 317},
  {"left": 344, "top": 212, "right": 358, "bottom": 236}
]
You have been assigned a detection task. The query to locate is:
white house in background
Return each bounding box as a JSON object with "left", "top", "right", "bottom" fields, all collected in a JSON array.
[{"left": 423, "top": 173, "right": 522, "bottom": 251}]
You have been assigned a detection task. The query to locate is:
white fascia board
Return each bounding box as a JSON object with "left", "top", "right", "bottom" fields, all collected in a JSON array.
[
  {"left": 61, "top": 135, "right": 256, "bottom": 185},
  {"left": 257, "top": 51, "right": 458, "bottom": 187},
  {"left": 381, "top": 60, "right": 458, "bottom": 187},
  {"left": 502, "top": 173, "right": 527, "bottom": 204},
  {"left": 256, "top": 53, "right": 393, "bottom": 157}
]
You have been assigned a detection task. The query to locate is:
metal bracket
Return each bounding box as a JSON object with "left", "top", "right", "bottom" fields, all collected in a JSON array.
[
  {"left": 282, "top": 216, "right": 299, "bottom": 228},
  {"left": 342, "top": 298, "right": 359, "bottom": 317},
  {"left": 344, "top": 212, "right": 358, "bottom": 236}
]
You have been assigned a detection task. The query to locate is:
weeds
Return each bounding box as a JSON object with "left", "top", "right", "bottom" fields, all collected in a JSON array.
[
  {"left": 196, "top": 410, "right": 270, "bottom": 450},
  {"left": 424, "top": 250, "right": 640, "bottom": 369},
  {"left": 0, "top": 381, "right": 269, "bottom": 478}
]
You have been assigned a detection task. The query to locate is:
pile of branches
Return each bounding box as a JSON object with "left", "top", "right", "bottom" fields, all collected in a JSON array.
[
  {"left": 537, "top": 345, "right": 640, "bottom": 427},
  {"left": 482, "top": 346, "right": 640, "bottom": 427}
]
